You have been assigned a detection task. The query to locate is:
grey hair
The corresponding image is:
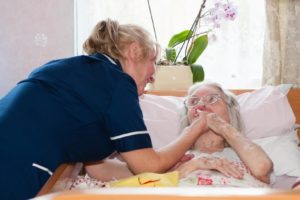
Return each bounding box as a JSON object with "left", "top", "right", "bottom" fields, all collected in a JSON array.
[{"left": 187, "top": 81, "right": 245, "bottom": 134}]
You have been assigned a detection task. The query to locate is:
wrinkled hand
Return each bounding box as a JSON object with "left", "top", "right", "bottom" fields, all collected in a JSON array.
[
  {"left": 177, "top": 156, "right": 244, "bottom": 179},
  {"left": 207, "top": 113, "right": 234, "bottom": 136}
]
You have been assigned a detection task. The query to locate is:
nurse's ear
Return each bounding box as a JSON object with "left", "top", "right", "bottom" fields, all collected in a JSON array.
[{"left": 127, "top": 42, "right": 142, "bottom": 62}]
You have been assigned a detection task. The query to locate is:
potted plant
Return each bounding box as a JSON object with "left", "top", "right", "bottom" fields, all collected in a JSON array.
[{"left": 148, "top": 0, "right": 237, "bottom": 91}]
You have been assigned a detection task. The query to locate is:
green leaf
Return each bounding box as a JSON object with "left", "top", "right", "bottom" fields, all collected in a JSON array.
[
  {"left": 165, "top": 48, "right": 177, "bottom": 62},
  {"left": 187, "top": 34, "right": 208, "bottom": 65},
  {"left": 191, "top": 64, "right": 205, "bottom": 83},
  {"left": 167, "top": 30, "right": 193, "bottom": 48}
]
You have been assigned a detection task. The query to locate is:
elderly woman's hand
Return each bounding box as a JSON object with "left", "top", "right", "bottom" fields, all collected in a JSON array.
[
  {"left": 177, "top": 156, "right": 244, "bottom": 179},
  {"left": 207, "top": 113, "right": 236, "bottom": 137}
]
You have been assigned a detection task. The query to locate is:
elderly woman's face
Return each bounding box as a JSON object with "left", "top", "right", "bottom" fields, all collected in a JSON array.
[
  {"left": 187, "top": 86, "right": 231, "bottom": 152},
  {"left": 187, "top": 86, "right": 230, "bottom": 124}
]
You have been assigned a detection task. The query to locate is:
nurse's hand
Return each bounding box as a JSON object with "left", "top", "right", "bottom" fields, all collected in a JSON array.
[
  {"left": 169, "top": 153, "right": 195, "bottom": 171},
  {"left": 188, "top": 110, "right": 209, "bottom": 136}
]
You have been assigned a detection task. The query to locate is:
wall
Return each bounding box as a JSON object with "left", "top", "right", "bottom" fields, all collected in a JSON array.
[{"left": 0, "top": 0, "right": 74, "bottom": 97}]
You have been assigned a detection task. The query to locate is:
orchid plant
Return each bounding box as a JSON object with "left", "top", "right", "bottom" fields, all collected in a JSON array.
[{"left": 159, "top": 0, "right": 237, "bottom": 83}]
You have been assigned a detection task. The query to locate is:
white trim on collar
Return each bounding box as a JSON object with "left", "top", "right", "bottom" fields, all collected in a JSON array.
[{"left": 103, "top": 54, "right": 117, "bottom": 65}]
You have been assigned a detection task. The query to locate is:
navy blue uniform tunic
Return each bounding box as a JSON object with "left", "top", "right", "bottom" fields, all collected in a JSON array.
[{"left": 0, "top": 53, "right": 152, "bottom": 199}]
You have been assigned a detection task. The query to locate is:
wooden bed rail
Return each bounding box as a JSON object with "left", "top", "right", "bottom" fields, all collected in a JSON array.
[{"left": 36, "top": 162, "right": 83, "bottom": 196}]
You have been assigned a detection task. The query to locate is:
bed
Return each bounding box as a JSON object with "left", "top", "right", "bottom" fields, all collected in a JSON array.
[{"left": 35, "top": 86, "right": 300, "bottom": 199}]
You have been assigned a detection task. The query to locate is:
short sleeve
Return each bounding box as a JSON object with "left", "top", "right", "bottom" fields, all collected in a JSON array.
[{"left": 106, "top": 76, "right": 152, "bottom": 152}]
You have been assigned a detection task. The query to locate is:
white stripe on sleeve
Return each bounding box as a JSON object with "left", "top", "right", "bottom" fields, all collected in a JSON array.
[{"left": 110, "top": 131, "right": 148, "bottom": 140}]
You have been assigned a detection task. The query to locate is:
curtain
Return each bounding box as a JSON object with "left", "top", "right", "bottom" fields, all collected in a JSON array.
[{"left": 263, "top": 0, "right": 300, "bottom": 87}]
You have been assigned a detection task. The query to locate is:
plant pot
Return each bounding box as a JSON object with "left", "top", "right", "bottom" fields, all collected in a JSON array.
[{"left": 147, "top": 65, "right": 193, "bottom": 91}]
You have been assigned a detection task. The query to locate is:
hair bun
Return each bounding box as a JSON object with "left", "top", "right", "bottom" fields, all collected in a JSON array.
[{"left": 98, "top": 21, "right": 107, "bottom": 32}]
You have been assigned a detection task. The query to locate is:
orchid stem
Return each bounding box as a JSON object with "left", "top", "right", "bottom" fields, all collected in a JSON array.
[{"left": 174, "top": 0, "right": 207, "bottom": 63}]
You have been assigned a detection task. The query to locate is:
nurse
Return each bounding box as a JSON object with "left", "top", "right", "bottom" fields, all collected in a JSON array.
[{"left": 0, "top": 19, "right": 208, "bottom": 199}]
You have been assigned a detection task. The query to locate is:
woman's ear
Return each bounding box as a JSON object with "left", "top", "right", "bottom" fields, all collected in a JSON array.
[{"left": 127, "top": 42, "right": 141, "bottom": 61}]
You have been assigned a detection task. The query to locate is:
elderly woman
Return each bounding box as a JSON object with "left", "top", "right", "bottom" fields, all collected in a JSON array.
[
  {"left": 177, "top": 82, "right": 273, "bottom": 186},
  {"left": 87, "top": 82, "right": 273, "bottom": 188}
]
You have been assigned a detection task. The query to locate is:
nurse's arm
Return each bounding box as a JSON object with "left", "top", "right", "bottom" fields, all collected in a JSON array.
[{"left": 120, "top": 116, "right": 207, "bottom": 174}]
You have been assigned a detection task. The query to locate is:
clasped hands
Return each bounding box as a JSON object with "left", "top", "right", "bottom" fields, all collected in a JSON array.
[
  {"left": 190, "top": 111, "right": 231, "bottom": 138},
  {"left": 177, "top": 156, "right": 244, "bottom": 179}
]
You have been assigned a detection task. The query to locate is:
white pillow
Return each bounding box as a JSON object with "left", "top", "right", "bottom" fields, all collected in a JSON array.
[
  {"left": 253, "top": 131, "right": 300, "bottom": 177},
  {"left": 237, "top": 85, "right": 296, "bottom": 139},
  {"left": 141, "top": 84, "right": 296, "bottom": 148},
  {"left": 139, "top": 94, "right": 185, "bottom": 149}
]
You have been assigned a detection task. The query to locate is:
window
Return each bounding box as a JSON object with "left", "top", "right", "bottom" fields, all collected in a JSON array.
[{"left": 75, "top": 0, "right": 265, "bottom": 89}]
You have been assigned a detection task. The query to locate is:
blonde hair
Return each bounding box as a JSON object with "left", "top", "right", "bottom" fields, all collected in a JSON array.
[
  {"left": 83, "top": 19, "right": 160, "bottom": 61},
  {"left": 187, "top": 81, "right": 245, "bottom": 134}
]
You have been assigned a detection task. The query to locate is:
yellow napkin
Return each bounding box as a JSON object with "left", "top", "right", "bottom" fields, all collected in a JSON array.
[{"left": 110, "top": 171, "right": 179, "bottom": 187}]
